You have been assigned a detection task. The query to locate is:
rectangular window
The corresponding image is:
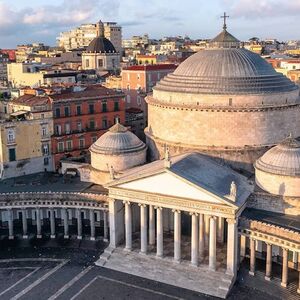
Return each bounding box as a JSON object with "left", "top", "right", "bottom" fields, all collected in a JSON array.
[
  {"left": 102, "top": 102, "right": 107, "bottom": 112},
  {"left": 102, "top": 118, "right": 108, "bottom": 129},
  {"left": 55, "top": 107, "right": 61, "bottom": 118},
  {"left": 65, "top": 123, "right": 71, "bottom": 134},
  {"left": 42, "top": 144, "right": 49, "bottom": 155},
  {"left": 114, "top": 116, "right": 120, "bottom": 124},
  {"left": 7, "top": 129, "right": 15, "bottom": 143},
  {"left": 79, "top": 138, "right": 85, "bottom": 149},
  {"left": 77, "top": 122, "right": 82, "bottom": 132},
  {"left": 42, "top": 127, "right": 47, "bottom": 137},
  {"left": 98, "top": 59, "right": 103, "bottom": 67},
  {"left": 76, "top": 105, "right": 81, "bottom": 115},
  {"left": 66, "top": 140, "right": 72, "bottom": 151},
  {"left": 57, "top": 142, "right": 64, "bottom": 153},
  {"left": 44, "top": 157, "right": 49, "bottom": 165},
  {"left": 114, "top": 101, "right": 119, "bottom": 111},
  {"left": 64, "top": 106, "right": 70, "bottom": 117},
  {"left": 89, "top": 104, "right": 94, "bottom": 114},
  {"left": 9, "top": 148, "right": 16, "bottom": 161},
  {"left": 89, "top": 120, "right": 95, "bottom": 129},
  {"left": 55, "top": 125, "right": 62, "bottom": 135},
  {"left": 91, "top": 136, "right": 97, "bottom": 143}
]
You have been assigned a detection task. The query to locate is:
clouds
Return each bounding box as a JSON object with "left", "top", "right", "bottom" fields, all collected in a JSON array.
[
  {"left": 0, "top": 0, "right": 120, "bottom": 42},
  {"left": 223, "top": 0, "right": 300, "bottom": 18}
]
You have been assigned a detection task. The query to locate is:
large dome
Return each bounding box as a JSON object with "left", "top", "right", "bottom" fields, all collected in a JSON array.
[
  {"left": 90, "top": 123, "right": 146, "bottom": 155},
  {"left": 255, "top": 136, "right": 300, "bottom": 176},
  {"left": 155, "top": 48, "right": 297, "bottom": 94}
]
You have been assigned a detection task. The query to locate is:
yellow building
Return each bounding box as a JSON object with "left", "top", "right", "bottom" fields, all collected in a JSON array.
[
  {"left": 7, "top": 63, "right": 77, "bottom": 88},
  {"left": 0, "top": 94, "right": 54, "bottom": 179},
  {"left": 136, "top": 55, "right": 157, "bottom": 65}
]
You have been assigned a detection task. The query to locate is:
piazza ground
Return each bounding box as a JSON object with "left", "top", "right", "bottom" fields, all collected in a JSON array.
[{"left": 0, "top": 237, "right": 297, "bottom": 300}]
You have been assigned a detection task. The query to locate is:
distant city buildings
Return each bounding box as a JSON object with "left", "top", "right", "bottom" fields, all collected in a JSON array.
[
  {"left": 57, "top": 21, "right": 122, "bottom": 54},
  {"left": 7, "top": 62, "right": 77, "bottom": 88}
]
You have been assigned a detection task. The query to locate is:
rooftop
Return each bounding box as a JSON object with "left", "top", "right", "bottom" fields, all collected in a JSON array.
[
  {"left": 11, "top": 94, "right": 51, "bottom": 107},
  {"left": 123, "top": 64, "right": 177, "bottom": 72}
]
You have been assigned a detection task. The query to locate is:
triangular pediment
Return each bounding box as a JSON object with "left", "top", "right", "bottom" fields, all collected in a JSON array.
[{"left": 115, "top": 171, "right": 236, "bottom": 207}]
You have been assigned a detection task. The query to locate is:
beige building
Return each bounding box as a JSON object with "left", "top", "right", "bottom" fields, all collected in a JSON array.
[
  {"left": 57, "top": 21, "right": 122, "bottom": 54},
  {"left": 0, "top": 94, "right": 54, "bottom": 179},
  {"left": 7, "top": 63, "right": 77, "bottom": 88}
]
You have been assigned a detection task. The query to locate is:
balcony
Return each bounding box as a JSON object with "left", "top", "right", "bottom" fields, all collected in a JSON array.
[{"left": 52, "top": 127, "right": 107, "bottom": 138}]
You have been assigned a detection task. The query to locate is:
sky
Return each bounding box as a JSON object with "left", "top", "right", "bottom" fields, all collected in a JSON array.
[{"left": 0, "top": 0, "right": 300, "bottom": 48}]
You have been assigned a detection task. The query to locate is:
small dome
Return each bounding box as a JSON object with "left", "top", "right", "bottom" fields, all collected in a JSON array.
[
  {"left": 255, "top": 136, "right": 300, "bottom": 176},
  {"left": 209, "top": 29, "right": 240, "bottom": 48},
  {"left": 90, "top": 123, "right": 147, "bottom": 155},
  {"left": 86, "top": 37, "right": 116, "bottom": 53}
]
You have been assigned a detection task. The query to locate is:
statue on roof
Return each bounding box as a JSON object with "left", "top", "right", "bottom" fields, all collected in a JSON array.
[{"left": 230, "top": 181, "right": 237, "bottom": 201}]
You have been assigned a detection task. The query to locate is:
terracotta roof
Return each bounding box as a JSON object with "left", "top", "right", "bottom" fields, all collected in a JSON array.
[
  {"left": 11, "top": 94, "right": 51, "bottom": 107},
  {"left": 123, "top": 64, "right": 177, "bottom": 72},
  {"left": 50, "top": 85, "right": 123, "bottom": 101}
]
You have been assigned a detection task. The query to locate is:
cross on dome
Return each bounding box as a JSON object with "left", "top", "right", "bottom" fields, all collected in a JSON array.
[{"left": 221, "top": 12, "right": 229, "bottom": 30}]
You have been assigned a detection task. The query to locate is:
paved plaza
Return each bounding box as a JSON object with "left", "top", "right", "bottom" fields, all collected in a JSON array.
[{"left": 0, "top": 237, "right": 297, "bottom": 300}]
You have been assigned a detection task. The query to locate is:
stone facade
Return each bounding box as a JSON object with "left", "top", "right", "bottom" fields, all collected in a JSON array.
[{"left": 247, "top": 191, "right": 300, "bottom": 216}]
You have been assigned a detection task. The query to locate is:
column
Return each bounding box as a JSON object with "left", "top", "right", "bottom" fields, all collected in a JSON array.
[
  {"left": 293, "top": 251, "right": 298, "bottom": 269},
  {"left": 191, "top": 213, "right": 199, "bottom": 266},
  {"left": 199, "top": 213, "right": 205, "bottom": 259},
  {"left": 297, "top": 269, "right": 300, "bottom": 294},
  {"left": 265, "top": 243, "right": 272, "bottom": 281},
  {"left": 50, "top": 208, "right": 55, "bottom": 239},
  {"left": 217, "top": 217, "right": 224, "bottom": 243},
  {"left": 149, "top": 205, "right": 155, "bottom": 245},
  {"left": 103, "top": 210, "right": 108, "bottom": 242},
  {"left": 90, "top": 210, "right": 95, "bottom": 241},
  {"left": 22, "top": 209, "right": 28, "bottom": 239},
  {"left": 62, "top": 208, "right": 69, "bottom": 239},
  {"left": 226, "top": 219, "right": 238, "bottom": 276},
  {"left": 249, "top": 238, "right": 256, "bottom": 276},
  {"left": 8, "top": 209, "right": 14, "bottom": 240},
  {"left": 36, "top": 207, "right": 42, "bottom": 239},
  {"left": 156, "top": 207, "right": 163, "bottom": 257},
  {"left": 209, "top": 216, "right": 217, "bottom": 271},
  {"left": 205, "top": 214, "right": 210, "bottom": 246},
  {"left": 140, "top": 204, "right": 148, "bottom": 254},
  {"left": 173, "top": 210, "right": 181, "bottom": 262},
  {"left": 109, "top": 199, "right": 125, "bottom": 249},
  {"left": 77, "top": 209, "right": 82, "bottom": 239},
  {"left": 281, "top": 248, "right": 289, "bottom": 288},
  {"left": 124, "top": 201, "right": 132, "bottom": 251},
  {"left": 240, "top": 235, "right": 246, "bottom": 262}
]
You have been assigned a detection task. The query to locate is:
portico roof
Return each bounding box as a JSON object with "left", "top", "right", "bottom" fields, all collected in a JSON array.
[{"left": 106, "top": 153, "right": 253, "bottom": 210}]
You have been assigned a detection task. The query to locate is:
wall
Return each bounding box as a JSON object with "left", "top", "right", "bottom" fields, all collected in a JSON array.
[
  {"left": 91, "top": 149, "right": 146, "bottom": 172},
  {"left": 255, "top": 168, "right": 300, "bottom": 197},
  {"left": 146, "top": 102, "right": 300, "bottom": 148}
]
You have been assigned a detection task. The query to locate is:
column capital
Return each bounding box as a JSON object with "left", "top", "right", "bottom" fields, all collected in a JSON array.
[
  {"left": 123, "top": 200, "right": 131, "bottom": 205},
  {"left": 266, "top": 242, "right": 273, "bottom": 246},
  {"left": 209, "top": 215, "right": 217, "bottom": 220},
  {"left": 108, "top": 198, "right": 116, "bottom": 203},
  {"left": 189, "top": 212, "right": 198, "bottom": 216},
  {"left": 226, "top": 218, "right": 237, "bottom": 224},
  {"left": 154, "top": 206, "right": 163, "bottom": 210},
  {"left": 138, "top": 203, "right": 147, "bottom": 208},
  {"left": 172, "top": 209, "right": 181, "bottom": 214}
]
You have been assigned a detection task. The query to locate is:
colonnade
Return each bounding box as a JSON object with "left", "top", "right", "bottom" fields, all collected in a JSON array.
[
  {"left": 1, "top": 207, "right": 108, "bottom": 241},
  {"left": 240, "top": 235, "right": 300, "bottom": 294},
  {"left": 121, "top": 201, "right": 238, "bottom": 275}
]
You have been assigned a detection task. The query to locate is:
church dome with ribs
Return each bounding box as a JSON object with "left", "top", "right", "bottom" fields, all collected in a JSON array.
[
  {"left": 156, "top": 48, "right": 297, "bottom": 94},
  {"left": 145, "top": 23, "right": 300, "bottom": 172}
]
